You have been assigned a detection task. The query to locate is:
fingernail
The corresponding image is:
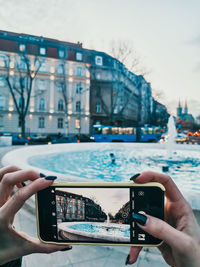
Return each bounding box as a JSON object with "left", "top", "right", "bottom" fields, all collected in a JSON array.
[
  {"left": 60, "top": 246, "right": 72, "bottom": 251},
  {"left": 21, "top": 182, "right": 26, "bottom": 187},
  {"left": 45, "top": 176, "right": 57, "bottom": 180},
  {"left": 132, "top": 213, "right": 148, "bottom": 226},
  {"left": 40, "top": 173, "right": 46, "bottom": 177},
  {"left": 130, "top": 173, "right": 140, "bottom": 180},
  {"left": 125, "top": 254, "right": 130, "bottom": 265}
]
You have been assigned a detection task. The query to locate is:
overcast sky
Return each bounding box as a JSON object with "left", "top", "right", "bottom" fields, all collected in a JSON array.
[
  {"left": 57, "top": 187, "right": 129, "bottom": 216},
  {"left": 0, "top": 0, "right": 200, "bottom": 117}
]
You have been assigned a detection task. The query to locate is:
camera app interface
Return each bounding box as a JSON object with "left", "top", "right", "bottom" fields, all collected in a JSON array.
[{"left": 55, "top": 187, "right": 131, "bottom": 243}]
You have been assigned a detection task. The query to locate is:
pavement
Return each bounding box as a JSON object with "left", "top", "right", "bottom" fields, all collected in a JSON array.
[{"left": 1, "top": 145, "right": 168, "bottom": 267}]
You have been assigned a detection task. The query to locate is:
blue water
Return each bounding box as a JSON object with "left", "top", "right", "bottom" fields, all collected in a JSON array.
[
  {"left": 29, "top": 148, "right": 200, "bottom": 191},
  {"left": 68, "top": 223, "right": 130, "bottom": 238}
]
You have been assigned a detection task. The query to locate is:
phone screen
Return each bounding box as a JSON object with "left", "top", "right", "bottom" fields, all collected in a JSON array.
[{"left": 36, "top": 184, "right": 164, "bottom": 245}]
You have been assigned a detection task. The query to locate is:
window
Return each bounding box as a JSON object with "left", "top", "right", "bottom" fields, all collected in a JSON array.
[
  {"left": 0, "top": 96, "right": 5, "bottom": 110},
  {"left": 19, "top": 59, "right": 26, "bottom": 70},
  {"left": 0, "top": 115, "right": 3, "bottom": 127},
  {"left": 75, "top": 119, "right": 80, "bottom": 129},
  {"left": 95, "top": 56, "right": 103, "bottom": 66},
  {"left": 56, "top": 82, "right": 63, "bottom": 92},
  {"left": 0, "top": 55, "right": 6, "bottom": 67},
  {"left": 39, "top": 62, "right": 46, "bottom": 72},
  {"left": 38, "top": 117, "right": 45, "bottom": 128},
  {"left": 57, "top": 64, "right": 63, "bottom": 74},
  {"left": 18, "top": 117, "right": 21, "bottom": 127},
  {"left": 76, "top": 83, "right": 82, "bottom": 94},
  {"left": 19, "top": 77, "right": 25, "bottom": 88},
  {"left": 0, "top": 77, "right": 5, "bottom": 87},
  {"left": 76, "top": 101, "right": 81, "bottom": 112},
  {"left": 96, "top": 73, "right": 101, "bottom": 80},
  {"left": 76, "top": 66, "right": 82, "bottom": 76},
  {"left": 39, "top": 98, "right": 45, "bottom": 111},
  {"left": 58, "top": 99, "right": 64, "bottom": 111},
  {"left": 19, "top": 44, "right": 26, "bottom": 52},
  {"left": 58, "top": 49, "right": 65, "bottom": 58},
  {"left": 96, "top": 103, "right": 101, "bottom": 113},
  {"left": 58, "top": 118, "right": 63, "bottom": 128},
  {"left": 39, "top": 47, "right": 46, "bottom": 56},
  {"left": 76, "top": 52, "right": 82, "bottom": 61},
  {"left": 37, "top": 80, "right": 46, "bottom": 90}
]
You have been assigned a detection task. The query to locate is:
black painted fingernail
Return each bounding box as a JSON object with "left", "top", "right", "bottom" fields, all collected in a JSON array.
[
  {"left": 125, "top": 254, "right": 130, "bottom": 265},
  {"left": 130, "top": 173, "right": 140, "bottom": 180},
  {"left": 60, "top": 246, "right": 72, "bottom": 251},
  {"left": 40, "top": 173, "right": 46, "bottom": 177},
  {"left": 21, "top": 182, "right": 26, "bottom": 187},
  {"left": 132, "top": 213, "right": 148, "bottom": 226},
  {"left": 45, "top": 176, "right": 57, "bottom": 180}
]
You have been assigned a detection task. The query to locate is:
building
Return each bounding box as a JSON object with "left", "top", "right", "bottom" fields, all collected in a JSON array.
[
  {"left": 0, "top": 30, "right": 90, "bottom": 137},
  {"left": 176, "top": 100, "right": 194, "bottom": 130},
  {"left": 87, "top": 50, "right": 141, "bottom": 128},
  {"left": 56, "top": 189, "right": 106, "bottom": 222},
  {"left": 0, "top": 30, "right": 166, "bottom": 138},
  {"left": 150, "top": 99, "right": 169, "bottom": 127}
]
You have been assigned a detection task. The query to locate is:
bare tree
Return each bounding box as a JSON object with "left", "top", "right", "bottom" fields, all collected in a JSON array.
[
  {"left": 110, "top": 39, "right": 149, "bottom": 77},
  {"left": 4, "top": 53, "right": 42, "bottom": 137}
]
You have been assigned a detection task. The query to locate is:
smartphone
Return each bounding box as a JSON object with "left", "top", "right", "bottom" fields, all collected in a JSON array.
[{"left": 36, "top": 182, "right": 165, "bottom": 246}]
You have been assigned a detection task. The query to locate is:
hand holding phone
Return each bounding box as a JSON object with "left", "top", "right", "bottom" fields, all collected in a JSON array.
[
  {"left": 36, "top": 182, "right": 165, "bottom": 246},
  {"left": 128, "top": 172, "right": 200, "bottom": 266}
]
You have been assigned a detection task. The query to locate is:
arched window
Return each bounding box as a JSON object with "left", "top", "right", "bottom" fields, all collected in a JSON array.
[
  {"left": 58, "top": 99, "right": 64, "bottom": 111},
  {"left": 39, "top": 98, "right": 45, "bottom": 111}
]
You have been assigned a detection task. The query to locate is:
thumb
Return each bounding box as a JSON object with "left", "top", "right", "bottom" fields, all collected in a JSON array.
[{"left": 133, "top": 212, "right": 189, "bottom": 250}]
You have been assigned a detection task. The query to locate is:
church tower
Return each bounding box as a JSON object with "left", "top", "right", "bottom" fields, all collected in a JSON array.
[
  {"left": 184, "top": 99, "right": 188, "bottom": 114},
  {"left": 177, "top": 99, "right": 182, "bottom": 118}
]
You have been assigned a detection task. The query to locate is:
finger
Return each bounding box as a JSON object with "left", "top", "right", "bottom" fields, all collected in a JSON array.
[
  {"left": 135, "top": 213, "right": 190, "bottom": 251},
  {"left": 26, "top": 236, "right": 72, "bottom": 254},
  {"left": 128, "top": 246, "right": 143, "bottom": 264},
  {"left": 133, "top": 171, "right": 184, "bottom": 202},
  {"left": 0, "top": 169, "right": 40, "bottom": 207},
  {"left": 0, "top": 165, "right": 21, "bottom": 182},
  {"left": 1, "top": 169, "right": 40, "bottom": 188},
  {"left": 1, "top": 178, "right": 53, "bottom": 221}
]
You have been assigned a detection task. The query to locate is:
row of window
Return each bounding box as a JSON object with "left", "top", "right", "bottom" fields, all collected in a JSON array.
[
  {"left": 0, "top": 77, "right": 86, "bottom": 95},
  {"left": 38, "top": 99, "right": 65, "bottom": 111},
  {"left": 19, "top": 44, "right": 84, "bottom": 61},
  {"left": 19, "top": 44, "right": 104, "bottom": 66},
  {"left": 38, "top": 117, "right": 81, "bottom": 129},
  {"left": 0, "top": 49, "right": 103, "bottom": 68},
  {"left": 0, "top": 58, "right": 85, "bottom": 76},
  {"left": 0, "top": 96, "right": 101, "bottom": 113}
]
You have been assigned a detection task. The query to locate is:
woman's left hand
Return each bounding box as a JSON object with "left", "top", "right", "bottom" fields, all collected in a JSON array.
[{"left": 0, "top": 166, "right": 71, "bottom": 265}]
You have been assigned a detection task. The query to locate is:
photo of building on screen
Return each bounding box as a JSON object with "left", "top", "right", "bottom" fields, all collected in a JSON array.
[{"left": 55, "top": 188, "right": 130, "bottom": 242}]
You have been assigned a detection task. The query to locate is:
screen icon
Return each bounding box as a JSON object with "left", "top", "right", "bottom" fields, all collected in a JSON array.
[{"left": 138, "top": 234, "right": 145, "bottom": 241}]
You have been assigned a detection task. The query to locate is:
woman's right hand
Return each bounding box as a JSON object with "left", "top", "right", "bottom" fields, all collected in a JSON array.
[{"left": 128, "top": 171, "right": 200, "bottom": 267}]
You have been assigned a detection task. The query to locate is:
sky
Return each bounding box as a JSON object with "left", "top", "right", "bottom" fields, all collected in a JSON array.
[
  {"left": 0, "top": 0, "right": 200, "bottom": 117},
  {"left": 57, "top": 187, "right": 129, "bottom": 216}
]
